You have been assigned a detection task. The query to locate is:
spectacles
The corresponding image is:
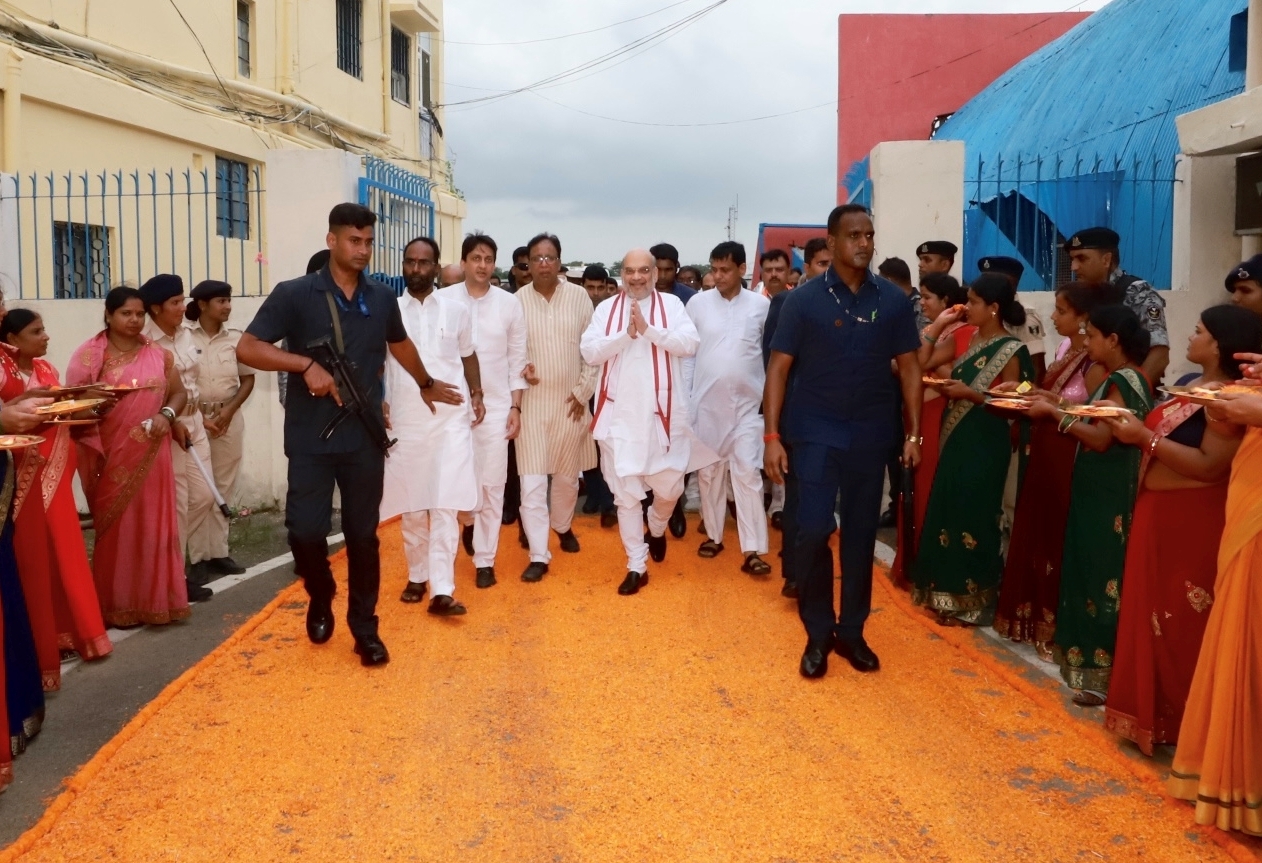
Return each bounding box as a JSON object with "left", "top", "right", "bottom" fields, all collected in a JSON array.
[
  {"left": 530, "top": 255, "right": 559, "bottom": 265},
  {"left": 623, "top": 267, "right": 653, "bottom": 277}
]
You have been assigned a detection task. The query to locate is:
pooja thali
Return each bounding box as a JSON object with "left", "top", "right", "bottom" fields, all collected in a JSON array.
[
  {"left": 986, "top": 397, "right": 1033, "bottom": 411},
  {"left": 1160, "top": 383, "right": 1260, "bottom": 406},
  {"left": 0, "top": 435, "right": 42, "bottom": 451},
  {"left": 33, "top": 398, "right": 107, "bottom": 417},
  {"left": 1062, "top": 404, "right": 1135, "bottom": 419}
]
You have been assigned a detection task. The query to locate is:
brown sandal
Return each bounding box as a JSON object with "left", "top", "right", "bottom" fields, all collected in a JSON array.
[
  {"left": 741, "top": 554, "right": 772, "bottom": 576},
  {"left": 697, "top": 539, "right": 724, "bottom": 558},
  {"left": 400, "top": 582, "right": 428, "bottom": 603}
]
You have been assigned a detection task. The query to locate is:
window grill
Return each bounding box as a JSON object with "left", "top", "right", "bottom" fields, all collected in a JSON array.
[
  {"left": 236, "top": 1, "right": 251, "bottom": 78},
  {"left": 336, "top": 0, "right": 363, "bottom": 79},
  {"left": 390, "top": 28, "right": 411, "bottom": 104},
  {"left": 420, "top": 48, "right": 432, "bottom": 109},
  {"left": 52, "top": 222, "right": 111, "bottom": 299},
  {"left": 216, "top": 157, "right": 251, "bottom": 240}
]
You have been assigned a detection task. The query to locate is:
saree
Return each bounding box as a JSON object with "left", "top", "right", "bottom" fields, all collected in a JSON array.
[
  {"left": 67, "top": 332, "right": 189, "bottom": 627},
  {"left": 1053, "top": 367, "right": 1152, "bottom": 693},
  {"left": 1167, "top": 427, "right": 1262, "bottom": 836},
  {"left": 891, "top": 323, "right": 976, "bottom": 587},
  {"left": 0, "top": 454, "right": 45, "bottom": 756},
  {"left": 994, "top": 345, "right": 1091, "bottom": 644},
  {"left": 912, "top": 334, "right": 1033, "bottom": 622},
  {"left": 4, "top": 356, "right": 111, "bottom": 690}
]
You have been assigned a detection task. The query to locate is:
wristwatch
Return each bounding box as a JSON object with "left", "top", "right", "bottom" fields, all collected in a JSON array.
[
  {"left": 906, "top": 434, "right": 924, "bottom": 445},
  {"left": 420, "top": 377, "right": 434, "bottom": 390},
  {"left": 160, "top": 406, "right": 177, "bottom": 424}
]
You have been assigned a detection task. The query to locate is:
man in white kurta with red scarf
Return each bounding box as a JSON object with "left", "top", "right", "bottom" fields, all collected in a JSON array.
[{"left": 581, "top": 249, "right": 708, "bottom": 596}]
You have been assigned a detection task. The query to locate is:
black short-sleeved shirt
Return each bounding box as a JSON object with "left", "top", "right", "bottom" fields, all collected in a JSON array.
[
  {"left": 245, "top": 266, "right": 407, "bottom": 455},
  {"left": 770, "top": 268, "right": 919, "bottom": 454}
]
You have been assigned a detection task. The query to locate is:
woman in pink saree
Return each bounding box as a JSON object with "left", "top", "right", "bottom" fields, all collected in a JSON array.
[{"left": 66, "top": 287, "right": 190, "bottom": 627}]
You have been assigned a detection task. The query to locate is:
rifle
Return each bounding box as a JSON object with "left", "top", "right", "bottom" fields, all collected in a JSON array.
[{"left": 305, "top": 335, "right": 397, "bottom": 455}]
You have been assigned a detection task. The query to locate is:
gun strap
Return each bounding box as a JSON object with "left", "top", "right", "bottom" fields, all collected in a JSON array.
[{"left": 324, "top": 290, "right": 346, "bottom": 354}]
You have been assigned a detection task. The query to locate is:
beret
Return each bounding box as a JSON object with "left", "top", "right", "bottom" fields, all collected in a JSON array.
[
  {"left": 138, "top": 274, "right": 184, "bottom": 308},
  {"left": 917, "top": 240, "right": 958, "bottom": 258},
  {"left": 1064, "top": 227, "right": 1120, "bottom": 251},
  {"left": 1225, "top": 254, "right": 1262, "bottom": 290},
  {"left": 978, "top": 256, "right": 1024, "bottom": 281},
  {"left": 190, "top": 280, "right": 232, "bottom": 301}
]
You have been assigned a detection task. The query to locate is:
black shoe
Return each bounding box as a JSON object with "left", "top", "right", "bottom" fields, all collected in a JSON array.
[
  {"left": 518, "top": 524, "right": 530, "bottom": 549},
  {"left": 834, "top": 636, "right": 880, "bottom": 672},
  {"left": 461, "top": 524, "right": 475, "bottom": 556},
  {"left": 556, "top": 529, "right": 580, "bottom": 553},
  {"left": 353, "top": 635, "right": 389, "bottom": 666},
  {"left": 521, "top": 562, "right": 548, "bottom": 583},
  {"left": 618, "top": 571, "right": 648, "bottom": 595},
  {"left": 475, "top": 567, "right": 497, "bottom": 589},
  {"left": 502, "top": 508, "right": 519, "bottom": 526},
  {"left": 581, "top": 497, "right": 600, "bottom": 515},
  {"left": 428, "top": 595, "right": 467, "bottom": 616},
  {"left": 878, "top": 508, "right": 896, "bottom": 528},
  {"left": 186, "top": 579, "right": 213, "bottom": 603},
  {"left": 600, "top": 509, "right": 619, "bottom": 529},
  {"left": 645, "top": 532, "right": 667, "bottom": 564},
  {"left": 306, "top": 600, "right": 334, "bottom": 644},
  {"left": 770, "top": 511, "right": 783, "bottom": 531},
  {"left": 800, "top": 638, "right": 831, "bottom": 679},
  {"left": 187, "top": 561, "right": 213, "bottom": 586},
  {"left": 668, "top": 501, "right": 687, "bottom": 538},
  {"left": 208, "top": 556, "right": 247, "bottom": 575},
  {"left": 781, "top": 580, "right": 798, "bottom": 599}
]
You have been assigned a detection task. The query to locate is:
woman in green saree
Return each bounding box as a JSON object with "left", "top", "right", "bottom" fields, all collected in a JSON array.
[
  {"left": 1026, "top": 304, "right": 1153, "bottom": 705},
  {"left": 913, "top": 273, "right": 1035, "bottom": 625}
]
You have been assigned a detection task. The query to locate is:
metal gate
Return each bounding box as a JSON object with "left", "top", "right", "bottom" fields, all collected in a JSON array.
[{"left": 358, "top": 157, "right": 435, "bottom": 293}]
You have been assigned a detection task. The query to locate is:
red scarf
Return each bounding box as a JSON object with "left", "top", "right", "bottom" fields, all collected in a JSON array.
[{"left": 591, "top": 290, "right": 673, "bottom": 445}]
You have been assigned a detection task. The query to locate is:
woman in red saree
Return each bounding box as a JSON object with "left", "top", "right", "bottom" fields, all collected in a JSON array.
[
  {"left": 993, "top": 283, "right": 1114, "bottom": 657},
  {"left": 890, "top": 274, "right": 974, "bottom": 587},
  {"left": 1102, "top": 306, "right": 1260, "bottom": 755},
  {"left": 66, "top": 287, "right": 190, "bottom": 627},
  {"left": 1, "top": 311, "right": 113, "bottom": 689}
]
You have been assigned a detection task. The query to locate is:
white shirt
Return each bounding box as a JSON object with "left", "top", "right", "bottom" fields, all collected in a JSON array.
[
  {"left": 1007, "top": 305, "right": 1046, "bottom": 357},
  {"left": 687, "top": 287, "right": 770, "bottom": 454},
  {"left": 144, "top": 318, "right": 199, "bottom": 410},
  {"left": 581, "top": 290, "right": 699, "bottom": 478},
  {"left": 441, "top": 282, "right": 527, "bottom": 416}
]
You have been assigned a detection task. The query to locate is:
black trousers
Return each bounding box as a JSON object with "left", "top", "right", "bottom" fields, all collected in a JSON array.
[
  {"left": 780, "top": 441, "right": 800, "bottom": 583},
  {"left": 793, "top": 442, "right": 885, "bottom": 644},
  {"left": 503, "top": 440, "right": 521, "bottom": 523},
  {"left": 884, "top": 389, "right": 904, "bottom": 513},
  {"left": 582, "top": 461, "right": 615, "bottom": 513},
  {"left": 285, "top": 447, "right": 384, "bottom": 641}
]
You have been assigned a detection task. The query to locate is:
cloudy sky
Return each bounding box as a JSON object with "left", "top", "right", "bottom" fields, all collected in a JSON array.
[{"left": 441, "top": 0, "right": 1108, "bottom": 267}]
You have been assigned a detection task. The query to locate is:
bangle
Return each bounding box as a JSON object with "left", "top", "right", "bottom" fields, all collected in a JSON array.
[
  {"left": 763, "top": 433, "right": 781, "bottom": 442},
  {"left": 420, "top": 377, "right": 434, "bottom": 389},
  {"left": 160, "top": 406, "right": 177, "bottom": 424},
  {"left": 470, "top": 389, "right": 484, "bottom": 397},
  {"left": 509, "top": 405, "right": 520, "bottom": 412},
  {"left": 303, "top": 359, "right": 315, "bottom": 374},
  {"left": 1057, "top": 414, "right": 1079, "bottom": 434},
  {"left": 1147, "top": 433, "right": 1161, "bottom": 456},
  {"left": 906, "top": 435, "right": 923, "bottom": 445}
]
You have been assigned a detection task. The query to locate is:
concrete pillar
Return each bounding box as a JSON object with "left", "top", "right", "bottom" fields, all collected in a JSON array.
[
  {"left": 1, "top": 47, "right": 23, "bottom": 174},
  {"left": 0, "top": 173, "right": 17, "bottom": 298},
  {"left": 869, "top": 140, "right": 966, "bottom": 281}
]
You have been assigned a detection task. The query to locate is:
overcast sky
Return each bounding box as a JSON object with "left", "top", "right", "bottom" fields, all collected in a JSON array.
[{"left": 442, "top": 0, "right": 1109, "bottom": 267}]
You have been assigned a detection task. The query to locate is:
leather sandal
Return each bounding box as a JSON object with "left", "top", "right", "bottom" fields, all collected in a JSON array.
[
  {"left": 741, "top": 554, "right": 772, "bottom": 576},
  {"left": 400, "top": 582, "right": 428, "bottom": 603},
  {"left": 697, "top": 539, "right": 724, "bottom": 558}
]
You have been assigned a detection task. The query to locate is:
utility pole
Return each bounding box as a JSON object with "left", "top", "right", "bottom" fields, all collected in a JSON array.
[{"left": 726, "top": 195, "right": 739, "bottom": 241}]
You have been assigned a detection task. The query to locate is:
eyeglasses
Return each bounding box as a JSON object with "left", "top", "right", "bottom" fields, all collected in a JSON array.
[
  {"left": 514, "top": 262, "right": 529, "bottom": 271},
  {"left": 530, "top": 255, "right": 559, "bottom": 265},
  {"left": 623, "top": 267, "right": 653, "bottom": 277}
]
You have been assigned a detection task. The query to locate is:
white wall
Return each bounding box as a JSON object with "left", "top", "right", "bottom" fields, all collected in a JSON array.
[
  {"left": 869, "top": 140, "right": 966, "bottom": 281},
  {"left": 264, "top": 149, "right": 363, "bottom": 284}
]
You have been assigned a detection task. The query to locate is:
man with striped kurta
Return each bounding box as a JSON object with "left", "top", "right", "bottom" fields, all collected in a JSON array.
[{"left": 515, "top": 233, "right": 599, "bottom": 582}]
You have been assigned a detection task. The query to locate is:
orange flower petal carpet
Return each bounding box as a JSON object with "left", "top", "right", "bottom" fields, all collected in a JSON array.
[{"left": 4, "top": 514, "right": 1259, "bottom": 862}]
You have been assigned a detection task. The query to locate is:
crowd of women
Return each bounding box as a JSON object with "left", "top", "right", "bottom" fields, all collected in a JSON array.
[
  {"left": 0, "top": 286, "right": 214, "bottom": 793},
  {"left": 894, "top": 257, "right": 1262, "bottom": 837}
]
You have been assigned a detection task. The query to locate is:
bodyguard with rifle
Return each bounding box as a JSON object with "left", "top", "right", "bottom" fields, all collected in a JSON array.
[{"left": 237, "top": 203, "right": 461, "bottom": 667}]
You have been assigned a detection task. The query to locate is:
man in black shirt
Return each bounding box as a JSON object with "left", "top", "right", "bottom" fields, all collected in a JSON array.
[{"left": 237, "top": 203, "right": 460, "bottom": 666}]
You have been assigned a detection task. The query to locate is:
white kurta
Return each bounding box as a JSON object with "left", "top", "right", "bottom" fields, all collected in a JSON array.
[
  {"left": 380, "top": 291, "right": 479, "bottom": 519},
  {"left": 581, "top": 290, "right": 705, "bottom": 479},
  {"left": 441, "top": 282, "right": 528, "bottom": 486},
  {"left": 687, "top": 287, "right": 770, "bottom": 461}
]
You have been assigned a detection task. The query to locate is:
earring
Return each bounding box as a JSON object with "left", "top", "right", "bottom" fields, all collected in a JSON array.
[{"left": 1078, "top": 322, "right": 1087, "bottom": 335}]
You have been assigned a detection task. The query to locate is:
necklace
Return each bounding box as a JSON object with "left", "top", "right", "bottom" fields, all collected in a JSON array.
[{"left": 106, "top": 335, "right": 140, "bottom": 355}]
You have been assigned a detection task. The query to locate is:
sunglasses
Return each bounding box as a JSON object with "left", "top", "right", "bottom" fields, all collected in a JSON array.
[{"left": 515, "top": 263, "right": 528, "bottom": 271}]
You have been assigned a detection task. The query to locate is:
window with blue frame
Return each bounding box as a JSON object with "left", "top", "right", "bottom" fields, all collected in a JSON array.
[{"left": 216, "top": 157, "right": 250, "bottom": 240}]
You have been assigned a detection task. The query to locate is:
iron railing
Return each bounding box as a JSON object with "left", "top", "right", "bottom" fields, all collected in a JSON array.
[
  {"left": 0, "top": 166, "right": 267, "bottom": 300},
  {"left": 359, "top": 156, "right": 435, "bottom": 293},
  {"left": 964, "top": 152, "right": 1179, "bottom": 291}
]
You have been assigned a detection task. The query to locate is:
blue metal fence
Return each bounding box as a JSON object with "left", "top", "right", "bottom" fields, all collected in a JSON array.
[
  {"left": 0, "top": 165, "right": 266, "bottom": 300},
  {"left": 963, "top": 152, "right": 1179, "bottom": 292},
  {"left": 359, "top": 156, "right": 434, "bottom": 294}
]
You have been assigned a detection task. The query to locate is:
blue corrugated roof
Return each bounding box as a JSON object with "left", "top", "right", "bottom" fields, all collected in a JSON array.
[{"left": 936, "top": 0, "right": 1246, "bottom": 288}]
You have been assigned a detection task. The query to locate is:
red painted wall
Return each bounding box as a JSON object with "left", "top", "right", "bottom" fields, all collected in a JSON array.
[{"left": 838, "top": 12, "right": 1089, "bottom": 200}]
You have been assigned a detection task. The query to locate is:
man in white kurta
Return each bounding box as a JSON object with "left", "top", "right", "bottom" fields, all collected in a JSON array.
[
  {"left": 380, "top": 238, "right": 484, "bottom": 615},
  {"left": 443, "top": 235, "right": 528, "bottom": 589},
  {"left": 688, "top": 243, "right": 772, "bottom": 575},
  {"left": 580, "top": 250, "right": 703, "bottom": 596}
]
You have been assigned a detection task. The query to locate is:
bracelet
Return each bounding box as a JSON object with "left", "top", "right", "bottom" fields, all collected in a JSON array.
[
  {"left": 1147, "top": 433, "right": 1161, "bottom": 456},
  {"left": 420, "top": 377, "right": 434, "bottom": 389},
  {"left": 763, "top": 433, "right": 781, "bottom": 442},
  {"left": 470, "top": 389, "right": 484, "bottom": 397},
  {"left": 921, "top": 333, "right": 937, "bottom": 345},
  {"left": 1057, "top": 414, "right": 1078, "bottom": 434},
  {"left": 906, "top": 435, "right": 923, "bottom": 445},
  {"left": 303, "top": 358, "right": 315, "bottom": 373},
  {"left": 509, "top": 405, "right": 521, "bottom": 412},
  {"left": 160, "top": 406, "right": 177, "bottom": 424}
]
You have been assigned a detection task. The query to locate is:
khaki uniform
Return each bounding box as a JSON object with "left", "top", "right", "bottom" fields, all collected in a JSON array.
[
  {"left": 189, "top": 322, "right": 253, "bottom": 562},
  {"left": 144, "top": 319, "right": 214, "bottom": 564}
]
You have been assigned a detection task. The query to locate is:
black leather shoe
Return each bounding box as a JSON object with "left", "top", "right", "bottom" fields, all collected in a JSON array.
[
  {"left": 461, "top": 524, "right": 475, "bottom": 556},
  {"left": 518, "top": 524, "right": 530, "bottom": 549},
  {"left": 645, "top": 532, "right": 667, "bottom": 563},
  {"left": 521, "top": 562, "right": 548, "bottom": 582},
  {"left": 781, "top": 580, "right": 798, "bottom": 599},
  {"left": 502, "top": 508, "right": 519, "bottom": 526},
  {"left": 770, "top": 511, "right": 783, "bottom": 531},
  {"left": 186, "top": 579, "right": 213, "bottom": 603},
  {"left": 306, "top": 600, "right": 334, "bottom": 644},
  {"left": 878, "top": 508, "right": 896, "bottom": 528},
  {"left": 800, "top": 639, "right": 830, "bottom": 679},
  {"left": 668, "top": 501, "right": 687, "bottom": 538},
  {"left": 353, "top": 635, "right": 389, "bottom": 666},
  {"left": 475, "top": 567, "right": 497, "bottom": 589},
  {"left": 208, "top": 556, "right": 247, "bottom": 575},
  {"left": 556, "top": 529, "right": 580, "bottom": 553},
  {"left": 835, "top": 636, "right": 880, "bottom": 672},
  {"left": 600, "top": 509, "right": 619, "bottom": 529},
  {"left": 428, "top": 595, "right": 467, "bottom": 616},
  {"left": 187, "top": 561, "right": 213, "bottom": 586},
  {"left": 618, "top": 571, "right": 648, "bottom": 595},
  {"left": 581, "top": 497, "right": 600, "bottom": 514}
]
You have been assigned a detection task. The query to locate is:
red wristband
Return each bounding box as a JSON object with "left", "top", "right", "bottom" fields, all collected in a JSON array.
[{"left": 763, "top": 433, "right": 781, "bottom": 443}]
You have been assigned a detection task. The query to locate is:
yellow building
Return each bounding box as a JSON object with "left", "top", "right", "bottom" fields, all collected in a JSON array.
[{"left": 0, "top": 0, "right": 465, "bottom": 299}]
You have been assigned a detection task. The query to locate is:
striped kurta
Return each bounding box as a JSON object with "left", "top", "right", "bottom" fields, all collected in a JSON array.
[{"left": 516, "top": 281, "right": 599, "bottom": 477}]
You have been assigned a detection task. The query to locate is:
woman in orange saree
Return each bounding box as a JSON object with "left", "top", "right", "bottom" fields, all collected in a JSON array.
[
  {"left": 1167, "top": 375, "right": 1262, "bottom": 837},
  {"left": 66, "top": 288, "right": 190, "bottom": 628}
]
